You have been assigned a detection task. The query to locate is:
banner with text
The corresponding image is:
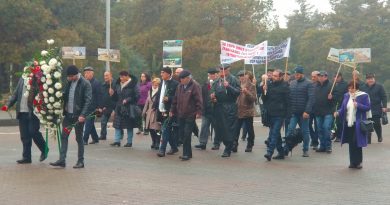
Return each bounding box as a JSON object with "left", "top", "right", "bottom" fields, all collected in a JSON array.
[
  {"left": 244, "top": 37, "right": 291, "bottom": 65},
  {"left": 220, "top": 40, "right": 267, "bottom": 60}
]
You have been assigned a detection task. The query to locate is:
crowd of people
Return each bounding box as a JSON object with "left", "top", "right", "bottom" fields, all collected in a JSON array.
[{"left": 2, "top": 64, "right": 388, "bottom": 169}]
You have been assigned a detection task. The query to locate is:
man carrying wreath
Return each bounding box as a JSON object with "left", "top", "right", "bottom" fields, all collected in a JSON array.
[{"left": 50, "top": 65, "right": 92, "bottom": 168}]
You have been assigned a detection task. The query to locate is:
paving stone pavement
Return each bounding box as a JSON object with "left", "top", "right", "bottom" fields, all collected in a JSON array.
[{"left": 1, "top": 119, "right": 390, "bottom": 205}]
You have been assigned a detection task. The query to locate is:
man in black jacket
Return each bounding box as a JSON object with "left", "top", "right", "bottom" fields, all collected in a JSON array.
[
  {"left": 361, "top": 73, "right": 388, "bottom": 143},
  {"left": 2, "top": 77, "right": 46, "bottom": 164},
  {"left": 99, "top": 71, "right": 116, "bottom": 140},
  {"left": 153, "top": 67, "right": 179, "bottom": 157},
  {"left": 50, "top": 65, "right": 92, "bottom": 168},
  {"left": 332, "top": 73, "right": 348, "bottom": 142},
  {"left": 313, "top": 71, "right": 334, "bottom": 153},
  {"left": 262, "top": 69, "right": 290, "bottom": 161},
  {"left": 82, "top": 66, "right": 102, "bottom": 144}
]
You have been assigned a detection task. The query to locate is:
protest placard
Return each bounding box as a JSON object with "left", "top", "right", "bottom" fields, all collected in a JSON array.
[
  {"left": 62, "top": 47, "right": 86, "bottom": 59},
  {"left": 98, "top": 48, "right": 120, "bottom": 62},
  {"left": 163, "top": 40, "right": 183, "bottom": 68},
  {"left": 220, "top": 40, "right": 267, "bottom": 60}
]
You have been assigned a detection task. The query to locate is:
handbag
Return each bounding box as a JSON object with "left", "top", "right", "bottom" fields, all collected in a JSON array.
[
  {"left": 360, "top": 114, "right": 374, "bottom": 134},
  {"left": 129, "top": 104, "right": 142, "bottom": 119},
  {"left": 261, "top": 107, "right": 271, "bottom": 127},
  {"left": 382, "top": 112, "right": 388, "bottom": 125}
]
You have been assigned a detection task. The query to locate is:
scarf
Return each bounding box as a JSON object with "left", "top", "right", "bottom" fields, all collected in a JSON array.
[
  {"left": 151, "top": 87, "right": 158, "bottom": 97},
  {"left": 120, "top": 78, "right": 131, "bottom": 90},
  {"left": 346, "top": 90, "right": 372, "bottom": 127}
]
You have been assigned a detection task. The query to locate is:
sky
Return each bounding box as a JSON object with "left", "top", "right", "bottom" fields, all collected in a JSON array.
[{"left": 272, "top": 0, "right": 333, "bottom": 28}]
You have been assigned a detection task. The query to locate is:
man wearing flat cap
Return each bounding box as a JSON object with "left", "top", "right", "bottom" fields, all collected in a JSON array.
[
  {"left": 50, "top": 65, "right": 92, "bottom": 168},
  {"left": 286, "top": 66, "right": 315, "bottom": 157},
  {"left": 195, "top": 68, "right": 219, "bottom": 150},
  {"left": 82, "top": 66, "right": 102, "bottom": 145},
  {"left": 210, "top": 64, "right": 241, "bottom": 157},
  {"left": 313, "top": 70, "right": 334, "bottom": 153},
  {"left": 153, "top": 67, "right": 180, "bottom": 157},
  {"left": 170, "top": 70, "right": 202, "bottom": 160}
]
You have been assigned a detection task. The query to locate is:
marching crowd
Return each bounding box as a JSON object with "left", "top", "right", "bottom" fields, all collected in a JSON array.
[{"left": 3, "top": 64, "right": 388, "bottom": 169}]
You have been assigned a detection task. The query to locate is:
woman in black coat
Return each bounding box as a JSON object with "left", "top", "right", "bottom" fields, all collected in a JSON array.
[{"left": 110, "top": 71, "right": 139, "bottom": 147}]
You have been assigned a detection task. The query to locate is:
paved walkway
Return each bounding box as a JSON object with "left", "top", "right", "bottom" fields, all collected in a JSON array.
[{"left": 1, "top": 120, "right": 390, "bottom": 204}]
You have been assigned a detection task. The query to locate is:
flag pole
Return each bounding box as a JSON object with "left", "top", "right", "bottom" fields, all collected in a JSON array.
[
  {"left": 329, "top": 63, "right": 342, "bottom": 95},
  {"left": 284, "top": 57, "right": 289, "bottom": 81}
]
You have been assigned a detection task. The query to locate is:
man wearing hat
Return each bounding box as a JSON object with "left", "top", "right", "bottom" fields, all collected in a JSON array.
[
  {"left": 313, "top": 71, "right": 334, "bottom": 153},
  {"left": 170, "top": 70, "right": 203, "bottom": 160},
  {"left": 361, "top": 73, "right": 387, "bottom": 143},
  {"left": 195, "top": 68, "right": 219, "bottom": 150},
  {"left": 82, "top": 66, "right": 102, "bottom": 145},
  {"left": 153, "top": 67, "right": 179, "bottom": 157},
  {"left": 286, "top": 66, "right": 315, "bottom": 157},
  {"left": 210, "top": 64, "right": 241, "bottom": 157},
  {"left": 50, "top": 65, "right": 92, "bottom": 168}
]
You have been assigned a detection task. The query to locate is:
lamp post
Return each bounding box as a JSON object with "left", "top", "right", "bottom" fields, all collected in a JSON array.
[{"left": 105, "top": 0, "right": 111, "bottom": 72}]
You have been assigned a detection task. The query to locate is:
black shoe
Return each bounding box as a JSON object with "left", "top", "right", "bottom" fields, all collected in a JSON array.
[
  {"left": 241, "top": 137, "right": 246, "bottom": 141},
  {"left": 211, "top": 145, "right": 220, "bottom": 150},
  {"left": 179, "top": 156, "right": 191, "bottom": 161},
  {"left": 16, "top": 158, "right": 32, "bottom": 164},
  {"left": 264, "top": 140, "right": 269, "bottom": 146},
  {"left": 110, "top": 142, "right": 121, "bottom": 147},
  {"left": 136, "top": 131, "right": 142, "bottom": 135},
  {"left": 326, "top": 149, "right": 332, "bottom": 154},
  {"left": 89, "top": 141, "right": 99, "bottom": 144},
  {"left": 316, "top": 148, "right": 326, "bottom": 153},
  {"left": 157, "top": 151, "right": 165, "bottom": 157},
  {"left": 50, "top": 160, "right": 66, "bottom": 168},
  {"left": 349, "top": 164, "right": 363, "bottom": 169},
  {"left": 73, "top": 161, "right": 84, "bottom": 169},
  {"left": 123, "top": 143, "right": 132, "bottom": 147},
  {"left": 264, "top": 154, "right": 271, "bottom": 161},
  {"left": 39, "top": 152, "right": 47, "bottom": 162},
  {"left": 194, "top": 144, "right": 206, "bottom": 150},
  {"left": 272, "top": 154, "right": 285, "bottom": 160},
  {"left": 98, "top": 136, "right": 106, "bottom": 140},
  {"left": 221, "top": 152, "right": 231, "bottom": 158},
  {"left": 143, "top": 131, "right": 149, "bottom": 135},
  {"left": 166, "top": 149, "right": 178, "bottom": 155},
  {"left": 378, "top": 137, "right": 383, "bottom": 142},
  {"left": 151, "top": 144, "right": 155, "bottom": 149},
  {"left": 232, "top": 145, "right": 238, "bottom": 153},
  {"left": 245, "top": 147, "right": 252, "bottom": 152}
]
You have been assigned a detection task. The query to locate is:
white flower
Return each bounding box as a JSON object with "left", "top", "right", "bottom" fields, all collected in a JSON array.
[
  {"left": 46, "top": 116, "right": 53, "bottom": 120},
  {"left": 54, "top": 72, "right": 61, "bottom": 79},
  {"left": 46, "top": 74, "right": 52, "bottom": 79},
  {"left": 47, "top": 104, "right": 53, "bottom": 109},
  {"left": 53, "top": 102, "right": 61, "bottom": 108},
  {"left": 48, "top": 88, "right": 54, "bottom": 94},
  {"left": 48, "top": 58, "right": 57, "bottom": 67},
  {"left": 42, "top": 91, "right": 48, "bottom": 98},
  {"left": 49, "top": 97, "right": 55, "bottom": 103},
  {"left": 41, "top": 64, "right": 50, "bottom": 72},
  {"left": 23, "top": 91, "right": 29, "bottom": 98},
  {"left": 57, "top": 62, "right": 61, "bottom": 67},
  {"left": 23, "top": 67, "right": 29, "bottom": 72},
  {"left": 46, "top": 79, "right": 53, "bottom": 85},
  {"left": 54, "top": 83, "right": 62, "bottom": 90},
  {"left": 22, "top": 74, "right": 28, "bottom": 79},
  {"left": 48, "top": 110, "right": 54, "bottom": 114},
  {"left": 26, "top": 85, "right": 31, "bottom": 90},
  {"left": 40, "top": 61, "right": 47, "bottom": 66},
  {"left": 41, "top": 77, "right": 46, "bottom": 83},
  {"left": 55, "top": 91, "right": 63, "bottom": 98},
  {"left": 43, "top": 84, "right": 48, "bottom": 90},
  {"left": 55, "top": 110, "right": 62, "bottom": 115},
  {"left": 47, "top": 39, "right": 55, "bottom": 45},
  {"left": 35, "top": 95, "right": 40, "bottom": 101},
  {"left": 44, "top": 98, "right": 49, "bottom": 104},
  {"left": 40, "top": 110, "right": 46, "bottom": 115},
  {"left": 41, "top": 50, "right": 48, "bottom": 56}
]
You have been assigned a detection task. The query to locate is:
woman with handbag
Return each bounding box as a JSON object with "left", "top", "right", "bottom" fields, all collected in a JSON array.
[
  {"left": 334, "top": 81, "right": 371, "bottom": 169},
  {"left": 136, "top": 72, "right": 152, "bottom": 135},
  {"left": 109, "top": 71, "right": 139, "bottom": 147},
  {"left": 142, "top": 78, "right": 161, "bottom": 150}
]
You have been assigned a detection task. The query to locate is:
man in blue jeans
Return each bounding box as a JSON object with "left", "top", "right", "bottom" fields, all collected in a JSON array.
[
  {"left": 262, "top": 69, "right": 290, "bottom": 161},
  {"left": 314, "top": 71, "right": 334, "bottom": 153},
  {"left": 287, "top": 66, "right": 315, "bottom": 157}
]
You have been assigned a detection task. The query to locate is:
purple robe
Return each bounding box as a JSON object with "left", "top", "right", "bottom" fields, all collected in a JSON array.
[{"left": 338, "top": 92, "right": 371, "bottom": 147}]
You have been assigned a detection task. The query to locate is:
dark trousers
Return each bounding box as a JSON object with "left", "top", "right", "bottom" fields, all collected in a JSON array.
[
  {"left": 178, "top": 117, "right": 195, "bottom": 157},
  {"left": 18, "top": 113, "right": 46, "bottom": 160},
  {"left": 213, "top": 103, "right": 238, "bottom": 153},
  {"left": 368, "top": 116, "right": 382, "bottom": 142},
  {"left": 100, "top": 110, "right": 113, "bottom": 139},
  {"left": 149, "top": 129, "right": 160, "bottom": 146},
  {"left": 83, "top": 116, "right": 99, "bottom": 142},
  {"left": 159, "top": 116, "right": 178, "bottom": 152},
  {"left": 346, "top": 125, "right": 363, "bottom": 166},
  {"left": 235, "top": 117, "right": 255, "bottom": 148},
  {"left": 60, "top": 114, "right": 84, "bottom": 163}
]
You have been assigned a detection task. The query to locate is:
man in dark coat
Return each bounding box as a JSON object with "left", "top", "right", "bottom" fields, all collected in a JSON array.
[
  {"left": 2, "top": 77, "right": 46, "bottom": 164},
  {"left": 170, "top": 70, "right": 203, "bottom": 160},
  {"left": 99, "top": 71, "right": 116, "bottom": 140},
  {"left": 153, "top": 67, "right": 179, "bottom": 157},
  {"left": 287, "top": 66, "right": 315, "bottom": 157},
  {"left": 82, "top": 66, "right": 102, "bottom": 144},
  {"left": 313, "top": 71, "right": 334, "bottom": 153},
  {"left": 361, "top": 73, "right": 388, "bottom": 143},
  {"left": 262, "top": 69, "right": 290, "bottom": 161},
  {"left": 210, "top": 64, "right": 240, "bottom": 157},
  {"left": 332, "top": 73, "right": 348, "bottom": 142},
  {"left": 195, "top": 68, "right": 219, "bottom": 150},
  {"left": 50, "top": 65, "right": 92, "bottom": 168}
]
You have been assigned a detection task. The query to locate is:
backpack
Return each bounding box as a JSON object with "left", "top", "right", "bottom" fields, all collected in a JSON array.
[{"left": 283, "top": 128, "right": 303, "bottom": 156}]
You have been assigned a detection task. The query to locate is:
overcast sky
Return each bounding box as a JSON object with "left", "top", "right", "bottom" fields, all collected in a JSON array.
[{"left": 272, "top": 0, "right": 333, "bottom": 28}]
